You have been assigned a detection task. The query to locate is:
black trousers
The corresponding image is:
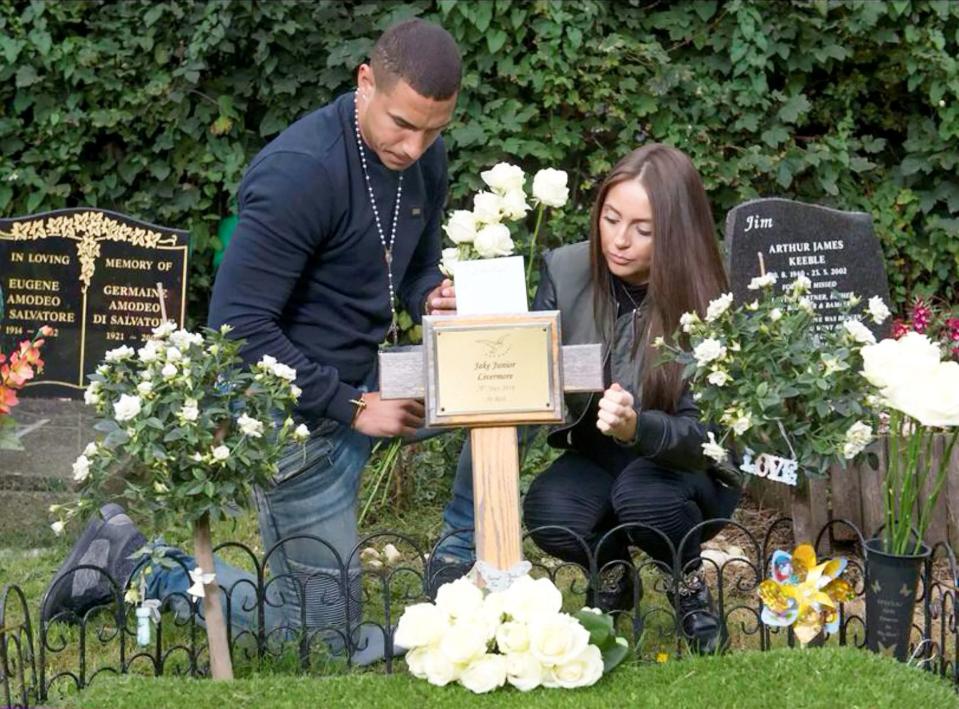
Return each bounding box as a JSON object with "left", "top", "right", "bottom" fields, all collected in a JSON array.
[{"left": 523, "top": 449, "right": 741, "bottom": 572}]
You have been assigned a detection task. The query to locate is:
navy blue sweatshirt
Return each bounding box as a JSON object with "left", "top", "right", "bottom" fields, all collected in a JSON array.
[{"left": 208, "top": 92, "right": 447, "bottom": 425}]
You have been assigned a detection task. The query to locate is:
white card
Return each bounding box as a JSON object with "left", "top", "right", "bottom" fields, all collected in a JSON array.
[{"left": 453, "top": 255, "right": 529, "bottom": 316}]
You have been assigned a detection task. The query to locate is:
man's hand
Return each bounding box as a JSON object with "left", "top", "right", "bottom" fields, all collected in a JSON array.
[
  {"left": 596, "top": 383, "right": 637, "bottom": 443},
  {"left": 352, "top": 392, "right": 425, "bottom": 438},
  {"left": 425, "top": 278, "right": 456, "bottom": 315}
]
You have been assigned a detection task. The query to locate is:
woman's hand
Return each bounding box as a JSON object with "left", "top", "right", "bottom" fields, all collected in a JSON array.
[{"left": 596, "top": 383, "right": 637, "bottom": 443}]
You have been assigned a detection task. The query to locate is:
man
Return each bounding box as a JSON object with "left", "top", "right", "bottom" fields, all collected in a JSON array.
[{"left": 43, "top": 18, "right": 462, "bottom": 665}]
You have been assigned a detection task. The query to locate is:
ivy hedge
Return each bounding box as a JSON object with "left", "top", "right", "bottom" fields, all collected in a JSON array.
[{"left": 2, "top": 0, "right": 957, "bottom": 325}]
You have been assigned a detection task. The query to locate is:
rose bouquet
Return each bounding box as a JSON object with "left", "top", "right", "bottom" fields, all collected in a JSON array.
[
  {"left": 0, "top": 325, "right": 51, "bottom": 450},
  {"left": 441, "top": 162, "right": 569, "bottom": 283},
  {"left": 395, "top": 575, "right": 628, "bottom": 694},
  {"left": 656, "top": 273, "right": 883, "bottom": 481},
  {"left": 53, "top": 320, "right": 305, "bottom": 680}
]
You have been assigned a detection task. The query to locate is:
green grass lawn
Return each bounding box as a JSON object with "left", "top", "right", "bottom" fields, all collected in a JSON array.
[{"left": 57, "top": 647, "right": 958, "bottom": 709}]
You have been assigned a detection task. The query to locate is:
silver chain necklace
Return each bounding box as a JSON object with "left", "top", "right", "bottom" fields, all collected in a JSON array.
[{"left": 354, "top": 90, "right": 403, "bottom": 345}]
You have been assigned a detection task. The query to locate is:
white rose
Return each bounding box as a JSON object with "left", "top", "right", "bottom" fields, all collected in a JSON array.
[
  {"left": 170, "top": 329, "right": 202, "bottom": 350},
  {"left": 405, "top": 646, "right": 432, "bottom": 679},
  {"left": 72, "top": 455, "right": 91, "bottom": 483},
  {"left": 769, "top": 308, "right": 782, "bottom": 322},
  {"left": 885, "top": 360, "right": 959, "bottom": 427},
  {"left": 500, "top": 188, "right": 531, "bottom": 220},
  {"left": 707, "top": 370, "right": 731, "bottom": 387},
  {"left": 96, "top": 364, "right": 110, "bottom": 376},
  {"left": 495, "top": 621, "right": 530, "bottom": 654},
  {"left": 680, "top": 311, "right": 700, "bottom": 333},
  {"left": 272, "top": 362, "right": 296, "bottom": 382},
  {"left": 732, "top": 414, "right": 752, "bottom": 436},
  {"left": 693, "top": 338, "right": 727, "bottom": 367},
  {"left": 293, "top": 423, "right": 310, "bottom": 442},
  {"left": 438, "top": 620, "right": 489, "bottom": 665},
  {"left": 797, "top": 296, "right": 815, "bottom": 314},
  {"left": 165, "top": 346, "right": 182, "bottom": 362},
  {"left": 843, "top": 319, "right": 876, "bottom": 345},
  {"left": 747, "top": 272, "right": 778, "bottom": 290},
  {"left": 138, "top": 340, "right": 161, "bottom": 363},
  {"left": 842, "top": 421, "right": 872, "bottom": 460},
  {"left": 137, "top": 380, "right": 154, "bottom": 396},
  {"left": 113, "top": 394, "right": 142, "bottom": 422},
  {"left": 704, "top": 293, "right": 733, "bottom": 322},
  {"left": 527, "top": 612, "right": 590, "bottom": 667},
  {"left": 435, "top": 577, "right": 485, "bottom": 621},
  {"left": 543, "top": 643, "right": 603, "bottom": 689},
  {"left": 161, "top": 363, "right": 177, "bottom": 379},
  {"left": 237, "top": 413, "right": 264, "bottom": 438},
  {"left": 443, "top": 210, "right": 478, "bottom": 244},
  {"left": 480, "top": 162, "right": 525, "bottom": 194},
  {"left": 152, "top": 321, "right": 177, "bottom": 338},
  {"left": 479, "top": 588, "right": 507, "bottom": 638},
  {"left": 459, "top": 653, "right": 507, "bottom": 694},
  {"left": 140, "top": 368, "right": 153, "bottom": 381},
  {"left": 395, "top": 602, "right": 450, "bottom": 649},
  {"left": 473, "top": 223, "right": 515, "bottom": 258},
  {"left": 472, "top": 192, "right": 503, "bottom": 225},
  {"left": 105, "top": 345, "right": 135, "bottom": 362},
  {"left": 502, "top": 574, "right": 563, "bottom": 623},
  {"left": 440, "top": 246, "right": 461, "bottom": 277},
  {"left": 211, "top": 445, "right": 230, "bottom": 462},
  {"left": 790, "top": 275, "right": 812, "bottom": 294},
  {"left": 180, "top": 399, "right": 200, "bottom": 423},
  {"left": 259, "top": 354, "right": 278, "bottom": 370},
  {"left": 532, "top": 168, "right": 569, "bottom": 208},
  {"left": 504, "top": 652, "right": 543, "bottom": 692},
  {"left": 861, "top": 332, "right": 941, "bottom": 391},
  {"left": 867, "top": 296, "right": 890, "bottom": 324},
  {"left": 83, "top": 441, "right": 98, "bottom": 457},
  {"left": 702, "top": 431, "right": 727, "bottom": 463},
  {"left": 51, "top": 520, "right": 65, "bottom": 535},
  {"left": 84, "top": 382, "right": 101, "bottom": 406},
  {"left": 290, "top": 384, "right": 302, "bottom": 400},
  {"left": 422, "top": 647, "right": 463, "bottom": 687}
]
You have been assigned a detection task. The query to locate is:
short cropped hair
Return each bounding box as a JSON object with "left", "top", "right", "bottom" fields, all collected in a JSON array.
[{"left": 371, "top": 18, "right": 462, "bottom": 100}]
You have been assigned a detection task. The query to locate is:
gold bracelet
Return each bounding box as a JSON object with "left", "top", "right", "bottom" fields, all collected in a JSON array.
[{"left": 349, "top": 394, "right": 367, "bottom": 427}]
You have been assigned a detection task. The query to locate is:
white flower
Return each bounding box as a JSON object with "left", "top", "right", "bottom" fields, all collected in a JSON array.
[
  {"left": 704, "top": 293, "right": 734, "bottom": 322},
  {"left": 292, "top": 423, "right": 310, "bottom": 442},
  {"left": 421, "top": 647, "right": 462, "bottom": 687},
  {"left": 797, "top": 296, "right": 815, "bottom": 314},
  {"left": 219, "top": 323, "right": 233, "bottom": 335},
  {"left": 680, "top": 311, "right": 700, "bottom": 333},
  {"left": 141, "top": 368, "right": 153, "bottom": 381},
  {"left": 113, "top": 394, "right": 142, "bottom": 422},
  {"left": 137, "top": 380, "right": 154, "bottom": 396},
  {"left": 164, "top": 346, "right": 182, "bottom": 363},
  {"left": 439, "top": 620, "right": 490, "bottom": 665},
  {"left": 191, "top": 452, "right": 204, "bottom": 463},
  {"left": 473, "top": 223, "right": 515, "bottom": 258},
  {"left": 290, "top": 384, "right": 302, "bottom": 400},
  {"left": 72, "top": 455, "right": 91, "bottom": 483},
  {"left": 137, "top": 341, "right": 161, "bottom": 363},
  {"left": 272, "top": 362, "right": 297, "bottom": 382},
  {"left": 495, "top": 621, "right": 530, "bottom": 654},
  {"left": 769, "top": 308, "right": 782, "bottom": 322},
  {"left": 867, "top": 296, "right": 891, "bottom": 325},
  {"left": 481, "top": 162, "right": 525, "bottom": 194},
  {"left": 702, "top": 431, "right": 727, "bottom": 463},
  {"left": 259, "top": 354, "right": 278, "bottom": 369},
  {"left": 527, "top": 612, "right": 590, "bottom": 667},
  {"left": 543, "top": 644, "right": 604, "bottom": 689},
  {"left": 383, "top": 543, "right": 402, "bottom": 565},
  {"left": 874, "top": 358, "right": 959, "bottom": 427},
  {"left": 186, "top": 567, "right": 216, "bottom": 599},
  {"left": 237, "top": 413, "right": 263, "bottom": 438},
  {"left": 96, "top": 364, "right": 110, "bottom": 376},
  {"left": 842, "top": 421, "right": 873, "bottom": 459},
  {"left": 84, "top": 381, "right": 101, "bottom": 406},
  {"left": 502, "top": 574, "right": 563, "bottom": 623},
  {"left": 746, "top": 300, "right": 760, "bottom": 311},
  {"left": 435, "top": 577, "right": 485, "bottom": 621},
  {"left": 707, "top": 370, "right": 731, "bottom": 387},
  {"left": 51, "top": 520, "right": 65, "bottom": 535},
  {"left": 440, "top": 246, "right": 460, "bottom": 277},
  {"left": 821, "top": 355, "right": 846, "bottom": 377},
  {"left": 843, "top": 319, "right": 876, "bottom": 345},
  {"left": 789, "top": 275, "right": 812, "bottom": 294},
  {"left": 460, "top": 653, "right": 507, "bottom": 694},
  {"left": 532, "top": 168, "right": 569, "bottom": 208},
  {"left": 500, "top": 189, "right": 531, "bottom": 220},
  {"left": 472, "top": 191, "right": 503, "bottom": 224},
  {"left": 443, "top": 209, "right": 478, "bottom": 244},
  {"left": 161, "top": 363, "right": 177, "bottom": 379},
  {"left": 732, "top": 414, "right": 752, "bottom": 436},
  {"left": 747, "top": 272, "right": 778, "bottom": 290},
  {"left": 504, "top": 652, "right": 543, "bottom": 692},
  {"left": 154, "top": 481, "right": 169, "bottom": 493},
  {"left": 395, "top": 602, "right": 450, "bottom": 649},
  {"left": 211, "top": 445, "right": 230, "bottom": 462},
  {"left": 180, "top": 399, "right": 200, "bottom": 423},
  {"left": 152, "top": 321, "right": 177, "bottom": 338},
  {"left": 861, "top": 332, "right": 942, "bottom": 391},
  {"left": 693, "top": 338, "right": 727, "bottom": 367},
  {"left": 170, "top": 329, "right": 203, "bottom": 350},
  {"left": 105, "top": 345, "right": 135, "bottom": 362},
  {"left": 84, "top": 441, "right": 98, "bottom": 457}
]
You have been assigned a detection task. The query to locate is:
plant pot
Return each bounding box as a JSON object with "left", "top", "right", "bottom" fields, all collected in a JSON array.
[{"left": 864, "top": 537, "right": 930, "bottom": 661}]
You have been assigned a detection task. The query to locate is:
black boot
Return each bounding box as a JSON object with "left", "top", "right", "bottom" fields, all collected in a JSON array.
[
  {"left": 586, "top": 561, "right": 635, "bottom": 613},
  {"left": 667, "top": 567, "right": 722, "bottom": 654}
]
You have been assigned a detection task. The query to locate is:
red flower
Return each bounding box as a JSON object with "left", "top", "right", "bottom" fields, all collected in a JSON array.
[
  {"left": 891, "top": 319, "right": 909, "bottom": 340},
  {"left": 911, "top": 299, "right": 932, "bottom": 333},
  {"left": 0, "top": 383, "right": 18, "bottom": 415},
  {"left": 946, "top": 317, "right": 959, "bottom": 342}
]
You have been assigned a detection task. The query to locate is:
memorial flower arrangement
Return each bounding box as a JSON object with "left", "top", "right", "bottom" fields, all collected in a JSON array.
[
  {"left": 860, "top": 331, "right": 959, "bottom": 555},
  {"left": 440, "top": 161, "right": 569, "bottom": 282},
  {"left": 0, "top": 325, "right": 51, "bottom": 450},
  {"left": 758, "top": 544, "right": 855, "bottom": 645},
  {"left": 52, "top": 320, "right": 305, "bottom": 680},
  {"left": 656, "top": 273, "right": 883, "bottom": 482},
  {"left": 395, "top": 575, "right": 628, "bottom": 694}
]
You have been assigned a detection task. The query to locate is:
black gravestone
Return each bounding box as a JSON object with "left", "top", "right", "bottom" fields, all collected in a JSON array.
[
  {"left": 0, "top": 208, "right": 189, "bottom": 398},
  {"left": 726, "top": 198, "right": 891, "bottom": 336}
]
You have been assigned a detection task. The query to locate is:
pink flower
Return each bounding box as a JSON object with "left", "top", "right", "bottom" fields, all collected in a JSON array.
[
  {"left": 911, "top": 299, "right": 932, "bottom": 333},
  {"left": 891, "top": 319, "right": 909, "bottom": 340}
]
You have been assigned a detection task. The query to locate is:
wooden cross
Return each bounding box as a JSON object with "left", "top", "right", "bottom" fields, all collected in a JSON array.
[{"left": 379, "top": 311, "right": 603, "bottom": 583}]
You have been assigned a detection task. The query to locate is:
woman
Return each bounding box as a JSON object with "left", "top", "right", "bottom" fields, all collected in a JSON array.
[{"left": 522, "top": 143, "right": 741, "bottom": 652}]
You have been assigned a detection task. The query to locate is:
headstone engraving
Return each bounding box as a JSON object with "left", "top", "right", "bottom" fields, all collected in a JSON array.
[
  {"left": 726, "top": 198, "right": 891, "bottom": 337},
  {"left": 0, "top": 208, "right": 189, "bottom": 398}
]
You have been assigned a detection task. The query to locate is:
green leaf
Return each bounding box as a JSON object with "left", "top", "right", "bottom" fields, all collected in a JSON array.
[
  {"left": 487, "top": 29, "right": 507, "bottom": 54},
  {"left": 259, "top": 108, "right": 287, "bottom": 137},
  {"left": 574, "top": 609, "right": 614, "bottom": 646},
  {"left": 601, "top": 638, "right": 630, "bottom": 672},
  {"left": 104, "top": 429, "right": 130, "bottom": 449},
  {"left": 778, "top": 94, "right": 810, "bottom": 124},
  {"left": 15, "top": 65, "right": 39, "bottom": 88}
]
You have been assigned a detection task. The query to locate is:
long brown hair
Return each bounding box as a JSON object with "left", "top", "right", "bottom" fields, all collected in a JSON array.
[{"left": 589, "top": 144, "right": 728, "bottom": 413}]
